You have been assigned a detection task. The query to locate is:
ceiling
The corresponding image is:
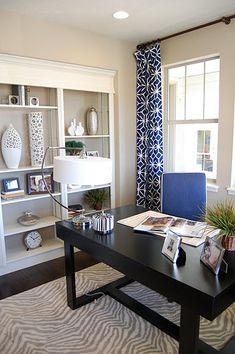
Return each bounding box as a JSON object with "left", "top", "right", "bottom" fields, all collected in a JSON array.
[{"left": 1, "top": 0, "right": 235, "bottom": 44}]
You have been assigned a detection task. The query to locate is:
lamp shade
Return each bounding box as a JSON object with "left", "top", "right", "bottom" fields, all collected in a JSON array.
[{"left": 53, "top": 156, "right": 112, "bottom": 186}]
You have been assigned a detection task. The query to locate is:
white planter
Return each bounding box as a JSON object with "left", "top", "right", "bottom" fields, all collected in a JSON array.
[{"left": 1, "top": 124, "right": 22, "bottom": 168}]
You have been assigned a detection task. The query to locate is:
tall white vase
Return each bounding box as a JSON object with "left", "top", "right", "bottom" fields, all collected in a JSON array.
[
  {"left": 86, "top": 107, "right": 98, "bottom": 135},
  {"left": 28, "top": 112, "right": 44, "bottom": 166},
  {"left": 1, "top": 124, "right": 22, "bottom": 168}
]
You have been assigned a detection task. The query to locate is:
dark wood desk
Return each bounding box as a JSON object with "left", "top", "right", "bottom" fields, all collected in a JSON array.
[{"left": 56, "top": 205, "right": 235, "bottom": 354}]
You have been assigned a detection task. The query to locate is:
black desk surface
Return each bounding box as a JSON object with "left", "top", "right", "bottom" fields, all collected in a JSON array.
[{"left": 56, "top": 204, "right": 235, "bottom": 321}]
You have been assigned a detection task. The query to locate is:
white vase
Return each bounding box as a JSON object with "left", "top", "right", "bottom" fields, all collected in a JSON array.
[
  {"left": 1, "top": 124, "right": 22, "bottom": 168},
  {"left": 28, "top": 112, "right": 44, "bottom": 166},
  {"left": 86, "top": 107, "right": 98, "bottom": 135},
  {"left": 68, "top": 119, "right": 76, "bottom": 136},
  {"left": 75, "top": 122, "right": 84, "bottom": 136}
]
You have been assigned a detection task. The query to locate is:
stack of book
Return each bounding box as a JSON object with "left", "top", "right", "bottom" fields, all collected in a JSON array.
[{"left": 1, "top": 189, "right": 25, "bottom": 200}]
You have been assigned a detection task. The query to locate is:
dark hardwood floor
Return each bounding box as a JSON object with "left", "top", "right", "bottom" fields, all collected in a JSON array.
[{"left": 0, "top": 251, "right": 99, "bottom": 300}]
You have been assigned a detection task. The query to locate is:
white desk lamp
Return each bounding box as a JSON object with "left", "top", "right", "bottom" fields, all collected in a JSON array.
[{"left": 41, "top": 147, "right": 113, "bottom": 231}]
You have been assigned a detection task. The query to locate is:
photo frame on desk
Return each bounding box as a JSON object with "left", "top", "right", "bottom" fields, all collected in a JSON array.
[
  {"left": 200, "top": 237, "right": 225, "bottom": 275},
  {"left": 162, "top": 231, "right": 182, "bottom": 263},
  {"left": 27, "top": 172, "right": 54, "bottom": 195}
]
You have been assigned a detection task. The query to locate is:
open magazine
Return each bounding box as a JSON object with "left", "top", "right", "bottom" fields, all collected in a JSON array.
[{"left": 133, "top": 215, "right": 207, "bottom": 238}]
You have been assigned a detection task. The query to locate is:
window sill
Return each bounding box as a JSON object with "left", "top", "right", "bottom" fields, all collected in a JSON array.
[
  {"left": 207, "top": 183, "right": 219, "bottom": 193},
  {"left": 227, "top": 187, "right": 235, "bottom": 196}
]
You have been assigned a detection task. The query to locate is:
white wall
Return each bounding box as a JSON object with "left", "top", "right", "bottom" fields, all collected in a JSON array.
[
  {"left": 161, "top": 21, "right": 235, "bottom": 206},
  {"left": 0, "top": 10, "right": 138, "bottom": 207},
  {"left": 2, "top": 11, "right": 233, "bottom": 210}
]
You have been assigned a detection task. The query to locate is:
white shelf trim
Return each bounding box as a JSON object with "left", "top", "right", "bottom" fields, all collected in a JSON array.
[
  {"left": 4, "top": 216, "right": 61, "bottom": 236},
  {"left": 0, "top": 54, "right": 115, "bottom": 93},
  {"left": 0, "top": 165, "right": 54, "bottom": 173},
  {"left": 1, "top": 192, "right": 61, "bottom": 205},
  {"left": 65, "top": 134, "right": 110, "bottom": 139},
  {"left": 67, "top": 183, "right": 111, "bottom": 195},
  {"left": 0, "top": 104, "right": 57, "bottom": 110},
  {"left": 6, "top": 238, "right": 63, "bottom": 263}
]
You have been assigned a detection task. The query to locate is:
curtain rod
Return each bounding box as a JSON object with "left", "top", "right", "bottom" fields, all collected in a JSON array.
[{"left": 136, "top": 14, "right": 235, "bottom": 50}]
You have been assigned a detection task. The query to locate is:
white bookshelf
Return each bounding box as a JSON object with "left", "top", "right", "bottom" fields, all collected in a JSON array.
[{"left": 0, "top": 54, "right": 115, "bottom": 275}]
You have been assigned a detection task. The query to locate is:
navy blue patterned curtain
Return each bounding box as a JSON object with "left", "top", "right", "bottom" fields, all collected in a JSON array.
[{"left": 135, "top": 44, "right": 163, "bottom": 211}]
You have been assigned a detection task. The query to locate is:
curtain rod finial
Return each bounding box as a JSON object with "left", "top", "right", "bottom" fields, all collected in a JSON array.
[{"left": 222, "top": 16, "right": 231, "bottom": 25}]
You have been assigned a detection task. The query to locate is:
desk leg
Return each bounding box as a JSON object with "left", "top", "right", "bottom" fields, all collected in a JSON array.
[
  {"left": 64, "top": 242, "right": 76, "bottom": 310},
  {"left": 179, "top": 306, "right": 200, "bottom": 354}
]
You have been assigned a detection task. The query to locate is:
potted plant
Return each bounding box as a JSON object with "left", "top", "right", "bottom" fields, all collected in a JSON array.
[
  {"left": 205, "top": 200, "right": 235, "bottom": 251},
  {"left": 84, "top": 189, "right": 108, "bottom": 210},
  {"left": 65, "top": 140, "right": 85, "bottom": 155}
]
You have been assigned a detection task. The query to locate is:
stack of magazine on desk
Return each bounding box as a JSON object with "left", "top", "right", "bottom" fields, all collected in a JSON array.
[
  {"left": 134, "top": 215, "right": 210, "bottom": 238},
  {"left": 117, "top": 211, "right": 221, "bottom": 247}
]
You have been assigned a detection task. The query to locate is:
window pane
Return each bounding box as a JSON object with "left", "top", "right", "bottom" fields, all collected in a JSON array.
[
  {"left": 187, "top": 62, "right": 204, "bottom": 76},
  {"left": 205, "top": 58, "right": 220, "bottom": 73},
  {"left": 186, "top": 63, "right": 204, "bottom": 119},
  {"left": 173, "top": 123, "right": 218, "bottom": 178},
  {"left": 168, "top": 66, "right": 185, "bottom": 120},
  {"left": 205, "top": 62, "right": 220, "bottom": 118}
]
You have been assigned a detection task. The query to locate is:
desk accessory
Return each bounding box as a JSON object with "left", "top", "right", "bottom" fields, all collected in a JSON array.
[
  {"left": 161, "top": 231, "right": 182, "bottom": 263},
  {"left": 200, "top": 236, "right": 225, "bottom": 275},
  {"left": 92, "top": 211, "right": 114, "bottom": 234},
  {"left": 24, "top": 230, "right": 42, "bottom": 250},
  {"left": 176, "top": 247, "right": 186, "bottom": 266},
  {"left": 17, "top": 211, "right": 40, "bottom": 226},
  {"left": 72, "top": 215, "right": 92, "bottom": 229}
]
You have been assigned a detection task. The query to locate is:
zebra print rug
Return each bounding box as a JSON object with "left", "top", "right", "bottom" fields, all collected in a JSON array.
[{"left": 0, "top": 263, "right": 234, "bottom": 354}]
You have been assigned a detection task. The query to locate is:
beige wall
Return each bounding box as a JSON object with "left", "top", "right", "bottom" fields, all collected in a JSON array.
[
  {"left": 0, "top": 10, "right": 137, "bottom": 207},
  {"left": 161, "top": 21, "right": 235, "bottom": 206},
  {"left": 2, "top": 11, "right": 232, "bottom": 210}
]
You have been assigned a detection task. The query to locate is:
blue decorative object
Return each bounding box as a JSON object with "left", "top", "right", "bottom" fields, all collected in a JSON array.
[
  {"left": 161, "top": 172, "right": 207, "bottom": 221},
  {"left": 135, "top": 44, "right": 163, "bottom": 211}
]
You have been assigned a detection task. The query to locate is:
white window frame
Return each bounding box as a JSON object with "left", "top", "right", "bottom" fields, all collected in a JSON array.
[{"left": 164, "top": 56, "right": 220, "bottom": 182}]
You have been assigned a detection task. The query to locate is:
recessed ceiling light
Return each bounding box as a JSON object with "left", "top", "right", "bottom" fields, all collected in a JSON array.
[{"left": 113, "top": 11, "right": 129, "bottom": 20}]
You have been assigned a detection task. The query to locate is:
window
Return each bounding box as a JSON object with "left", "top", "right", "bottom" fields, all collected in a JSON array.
[{"left": 166, "top": 57, "right": 220, "bottom": 179}]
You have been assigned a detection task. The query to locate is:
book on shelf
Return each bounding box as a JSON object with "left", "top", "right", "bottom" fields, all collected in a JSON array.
[
  {"left": 12, "top": 85, "right": 25, "bottom": 105},
  {"left": 25, "top": 86, "right": 30, "bottom": 105},
  {"left": 1, "top": 189, "right": 25, "bottom": 199},
  {"left": 134, "top": 215, "right": 208, "bottom": 238}
]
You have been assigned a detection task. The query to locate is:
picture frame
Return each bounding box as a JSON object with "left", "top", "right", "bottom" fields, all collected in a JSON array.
[
  {"left": 162, "top": 231, "right": 182, "bottom": 263},
  {"left": 86, "top": 150, "right": 99, "bottom": 157},
  {"left": 27, "top": 172, "right": 54, "bottom": 195},
  {"left": 2, "top": 177, "right": 21, "bottom": 192},
  {"left": 200, "top": 236, "right": 225, "bottom": 275}
]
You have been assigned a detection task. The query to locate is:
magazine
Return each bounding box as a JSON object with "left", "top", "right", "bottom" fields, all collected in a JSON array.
[
  {"left": 170, "top": 218, "right": 207, "bottom": 238},
  {"left": 134, "top": 215, "right": 207, "bottom": 238},
  {"left": 134, "top": 216, "right": 174, "bottom": 234}
]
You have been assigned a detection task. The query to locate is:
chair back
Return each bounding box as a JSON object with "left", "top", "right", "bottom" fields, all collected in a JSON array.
[{"left": 161, "top": 172, "right": 206, "bottom": 221}]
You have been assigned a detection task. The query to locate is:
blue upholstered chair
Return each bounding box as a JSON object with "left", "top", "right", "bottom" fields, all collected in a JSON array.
[{"left": 161, "top": 172, "right": 206, "bottom": 221}]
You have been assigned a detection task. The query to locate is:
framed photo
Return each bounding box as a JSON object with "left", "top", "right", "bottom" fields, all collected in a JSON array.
[
  {"left": 27, "top": 172, "right": 54, "bottom": 195},
  {"left": 200, "top": 236, "right": 225, "bottom": 275},
  {"left": 86, "top": 150, "right": 99, "bottom": 157},
  {"left": 162, "top": 231, "right": 182, "bottom": 263},
  {"left": 2, "top": 177, "right": 21, "bottom": 192}
]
